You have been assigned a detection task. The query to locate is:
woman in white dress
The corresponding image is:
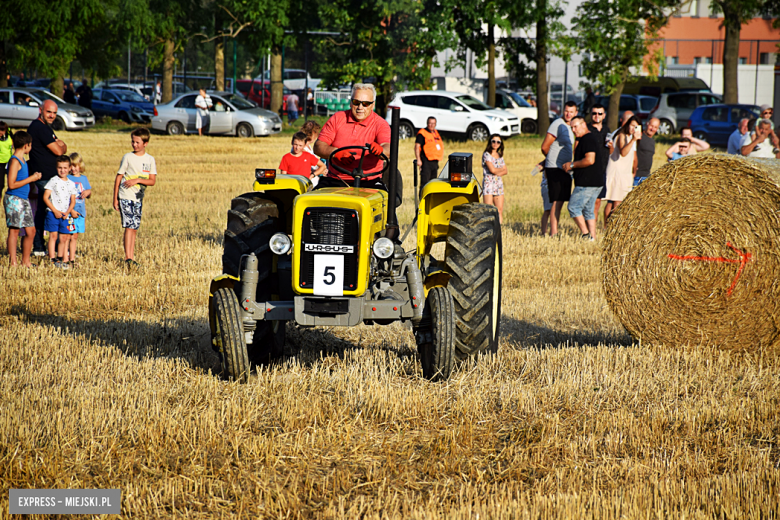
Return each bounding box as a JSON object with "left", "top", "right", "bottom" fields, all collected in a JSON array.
[{"left": 605, "top": 116, "right": 642, "bottom": 222}]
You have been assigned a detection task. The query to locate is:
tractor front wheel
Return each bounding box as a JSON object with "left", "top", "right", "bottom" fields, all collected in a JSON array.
[
  {"left": 418, "top": 286, "right": 456, "bottom": 381},
  {"left": 212, "top": 287, "right": 250, "bottom": 383},
  {"left": 445, "top": 203, "right": 503, "bottom": 359},
  {"left": 222, "top": 193, "right": 286, "bottom": 363}
]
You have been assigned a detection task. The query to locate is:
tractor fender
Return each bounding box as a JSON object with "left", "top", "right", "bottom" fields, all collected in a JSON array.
[{"left": 424, "top": 270, "right": 452, "bottom": 297}]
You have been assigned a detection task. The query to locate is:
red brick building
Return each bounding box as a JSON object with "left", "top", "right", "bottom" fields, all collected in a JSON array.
[{"left": 654, "top": 17, "right": 778, "bottom": 66}]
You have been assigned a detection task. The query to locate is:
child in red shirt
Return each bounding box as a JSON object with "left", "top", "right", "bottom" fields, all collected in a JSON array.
[{"left": 279, "top": 132, "right": 326, "bottom": 179}]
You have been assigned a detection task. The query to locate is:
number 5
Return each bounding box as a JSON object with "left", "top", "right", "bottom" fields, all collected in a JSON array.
[{"left": 323, "top": 266, "right": 336, "bottom": 285}]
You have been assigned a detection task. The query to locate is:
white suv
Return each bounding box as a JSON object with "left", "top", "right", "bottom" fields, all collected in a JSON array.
[{"left": 386, "top": 90, "right": 519, "bottom": 141}]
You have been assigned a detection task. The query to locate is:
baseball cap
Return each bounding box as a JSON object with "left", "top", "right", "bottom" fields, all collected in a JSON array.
[{"left": 759, "top": 104, "right": 772, "bottom": 112}]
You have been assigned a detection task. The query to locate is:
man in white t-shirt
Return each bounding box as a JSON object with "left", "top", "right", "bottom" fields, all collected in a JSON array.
[
  {"left": 195, "top": 89, "right": 213, "bottom": 136},
  {"left": 541, "top": 100, "right": 576, "bottom": 237},
  {"left": 741, "top": 119, "right": 779, "bottom": 158}
]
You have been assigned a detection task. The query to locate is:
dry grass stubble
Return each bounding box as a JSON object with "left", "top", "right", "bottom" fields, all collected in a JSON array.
[{"left": 1, "top": 130, "right": 778, "bottom": 518}]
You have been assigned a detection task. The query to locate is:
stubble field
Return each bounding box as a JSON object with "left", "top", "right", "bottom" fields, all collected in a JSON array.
[{"left": 1, "top": 127, "right": 778, "bottom": 518}]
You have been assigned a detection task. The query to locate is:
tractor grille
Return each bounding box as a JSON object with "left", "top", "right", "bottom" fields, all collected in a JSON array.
[{"left": 300, "top": 208, "right": 360, "bottom": 291}]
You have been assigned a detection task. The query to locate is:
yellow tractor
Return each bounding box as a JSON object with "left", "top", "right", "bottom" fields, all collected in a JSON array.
[{"left": 208, "top": 109, "right": 502, "bottom": 381}]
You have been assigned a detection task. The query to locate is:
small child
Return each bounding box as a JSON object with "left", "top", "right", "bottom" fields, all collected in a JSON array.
[
  {"left": 43, "top": 155, "right": 78, "bottom": 269},
  {"left": 279, "top": 131, "right": 325, "bottom": 180},
  {"left": 4, "top": 131, "right": 41, "bottom": 267},
  {"left": 113, "top": 128, "right": 157, "bottom": 266},
  {"left": 66, "top": 153, "right": 92, "bottom": 263},
  {"left": 0, "top": 121, "right": 13, "bottom": 198}
]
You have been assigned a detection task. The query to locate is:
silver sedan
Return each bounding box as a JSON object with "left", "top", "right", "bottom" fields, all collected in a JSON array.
[
  {"left": 0, "top": 87, "right": 95, "bottom": 130},
  {"left": 151, "top": 91, "right": 282, "bottom": 137}
]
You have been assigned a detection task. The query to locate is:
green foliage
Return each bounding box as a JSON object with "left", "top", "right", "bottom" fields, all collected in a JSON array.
[
  {"left": 5, "top": 0, "right": 105, "bottom": 78},
  {"left": 572, "top": 0, "right": 677, "bottom": 97},
  {"left": 500, "top": 0, "right": 565, "bottom": 93},
  {"left": 313, "top": 0, "right": 457, "bottom": 107}
]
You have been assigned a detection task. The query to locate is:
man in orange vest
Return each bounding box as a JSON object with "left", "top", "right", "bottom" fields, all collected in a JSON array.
[{"left": 414, "top": 116, "right": 443, "bottom": 196}]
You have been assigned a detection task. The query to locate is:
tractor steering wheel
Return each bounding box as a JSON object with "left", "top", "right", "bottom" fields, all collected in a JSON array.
[{"left": 328, "top": 144, "right": 390, "bottom": 184}]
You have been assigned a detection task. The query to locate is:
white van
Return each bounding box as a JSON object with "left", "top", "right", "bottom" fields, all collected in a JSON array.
[{"left": 386, "top": 90, "right": 519, "bottom": 141}]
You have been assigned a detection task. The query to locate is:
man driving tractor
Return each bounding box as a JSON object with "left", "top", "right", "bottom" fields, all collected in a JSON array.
[{"left": 313, "top": 83, "right": 391, "bottom": 190}]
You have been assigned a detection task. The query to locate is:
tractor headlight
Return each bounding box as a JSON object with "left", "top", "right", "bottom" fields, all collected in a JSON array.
[
  {"left": 269, "top": 233, "right": 292, "bottom": 255},
  {"left": 373, "top": 237, "right": 394, "bottom": 259}
]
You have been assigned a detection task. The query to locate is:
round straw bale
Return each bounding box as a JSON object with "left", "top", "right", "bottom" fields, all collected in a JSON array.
[{"left": 602, "top": 154, "right": 780, "bottom": 350}]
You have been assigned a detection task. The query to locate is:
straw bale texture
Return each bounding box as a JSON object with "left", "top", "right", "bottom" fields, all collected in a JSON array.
[{"left": 602, "top": 154, "right": 780, "bottom": 350}]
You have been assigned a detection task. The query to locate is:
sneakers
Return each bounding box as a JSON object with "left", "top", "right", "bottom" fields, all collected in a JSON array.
[
  {"left": 33, "top": 250, "right": 47, "bottom": 257},
  {"left": 54, "top": 261, "right": 70, "bottom": 270},
  {"left": 581, "top": 233, "right": 595, "bottom": 241},
  {"left": 124, "top": 259, "right": 140, "bottom": 267}
]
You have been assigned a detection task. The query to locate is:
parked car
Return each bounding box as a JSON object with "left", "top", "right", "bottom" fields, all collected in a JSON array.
[
  {"left": 235, "top": 79, "right": 290, "bottom": 111},
  {"left": 493, "top": 89, "right": 539, "bottom": 134},
  {"left": 386, "top": 90, "right": 520, "bottom": 141},
  {"left": 649, "top": 91, "right": 722, "bottom": 135},
  {"left": 91, "top": 88, "right": 155, "bottom": 123},
  {"left": 687, "top": 104, "right": 761, "bottom": 147},
  {"left": 622, "top": 76, "right": 711, "bottom": 97},
  {"left": 0, "top": 87, "right": 94, "bottom": 130},
  {"left": 99, "top": 83, "right": 154, "bottom": 101},
  {"left": 579, "top": 94, "right": 659, "bottom": 123},
  {"left": 259, "top": 69, "right": 321, "bottom": 92},
  {"left": 151, "top": 91, "right": 282, "bottom": 137}
]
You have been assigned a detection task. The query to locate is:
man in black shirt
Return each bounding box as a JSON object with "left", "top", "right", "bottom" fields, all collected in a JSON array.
[
  {"left": 587, "top": 103, "right": 610, "bottom": 221},
  {"left": 27, "top": 100, "right": 68, "bottom": 255},
  {"left": 563, "top": 116, "right": 603, "bottom": 240},
  {"left": 76, "top": 81, "right": 92, "bottom": 109},
  {"left": 634, "top": 117, "right": 659, "bottom": 186}
]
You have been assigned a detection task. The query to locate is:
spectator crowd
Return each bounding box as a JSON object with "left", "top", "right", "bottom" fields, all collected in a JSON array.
[{"left": 1, "top": 90, "right": 778, "bottom": 269}]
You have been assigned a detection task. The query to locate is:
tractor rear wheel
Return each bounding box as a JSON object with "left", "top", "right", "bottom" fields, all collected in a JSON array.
[
  {"left": 444, "top": 203, "right": 503, "bottom": 359},
  {"left": 212, "top": 287, "right": 250, "bottom": 383},
  {"left": 222, "top": 193, "right": 286, "bottom": 363},
  {"left": 419, "top": 286, "right": 456, "bottom": 381}
]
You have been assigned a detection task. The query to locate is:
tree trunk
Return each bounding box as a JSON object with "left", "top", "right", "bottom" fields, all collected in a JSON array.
[
  {"left": 422, "top": 54, "right": 434, "bottom": 90},
  {"left": 0, "top": 41, "right": 7, "bottom": 88},
  {"left": 215, "top": 39, "right": 225, "bottom": 91},
  {"left": 271, "top": 45, "right": 283, "bottom": 115},
  {"left": 50, "top": 75, "right": 64, "bottom": 99},
  {"left": 535, "top": 2, "right": 550, "bottom": 136},
  {"left": 487, "top": 24, "right": 496, "bottom": 107},
  {"left": 722, "top": 20, "right": 740, "bottom": 104},
  {"left": 162, "top": 39, "right": 174, "bottom": 104},
  {"left": 608, "top": 81, "right": 625, "bottom": 132}
]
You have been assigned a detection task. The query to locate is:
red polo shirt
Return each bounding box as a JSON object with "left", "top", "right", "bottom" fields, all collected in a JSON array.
[
  {"left": 279, "top": 151, "right": 318, "bottom": 177},
  {"left": 318, "top": 110, "right": 391, "bottom": 180}
]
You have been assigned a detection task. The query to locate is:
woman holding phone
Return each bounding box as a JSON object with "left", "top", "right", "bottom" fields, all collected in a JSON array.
[
  {"left": 482, "top": 133, "right": 508, "bottom": 224},
  {"left": 604, "top": 116, "right": 641, "bottom": 222}
]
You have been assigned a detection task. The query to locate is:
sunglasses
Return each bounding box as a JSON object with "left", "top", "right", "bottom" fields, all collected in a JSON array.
[
  {"left": 591, "top": 112, "right": 604, "bottom": 116},
  {"left": 351, "top": 99, "right": 374, "bottom": 107},
  {"left": 491, "top": 139, "right": 502, "bottom": 144}
]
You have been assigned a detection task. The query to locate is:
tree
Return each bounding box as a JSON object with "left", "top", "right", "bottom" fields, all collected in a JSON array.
[
  {"left": 314, "top": 0, "right": 456, "bottom": 113},
  {"left": 532, "top": 0, "right": 565, "bottom": 135},
  {"left": 118, "top": 0, "right": 199, "bottom": 103},
  {"left": 3, "top": 0, "right": 104, "bottom": 94},
  {"left": 710, "top": 0, "right": 771, "bottom": 104},
  {"left": 572, "top": 0, "right": 680, "bottom": 131},
  {"left": 447, "top": 0, "right": 513, "bottom": 107}
]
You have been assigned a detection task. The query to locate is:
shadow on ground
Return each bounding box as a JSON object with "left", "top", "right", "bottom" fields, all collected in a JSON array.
[
  {"left": 10, "top": 305, "right": 416, "bottom": 377},
  {"left": 500, "top": 315, "right": 634, "bottom": 349},
  {"left": 11, "top": 305, "right": 219, "bottom": 373}
]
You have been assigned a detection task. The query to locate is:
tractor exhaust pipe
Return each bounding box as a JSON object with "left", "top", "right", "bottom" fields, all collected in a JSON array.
[{"left": 386, "top": 106, "right": 401, "bottom": 242}]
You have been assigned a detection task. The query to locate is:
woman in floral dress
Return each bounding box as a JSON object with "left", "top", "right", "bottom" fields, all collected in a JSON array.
[{"left": 482, "top": 134, "right": 508, "bottom": 223}]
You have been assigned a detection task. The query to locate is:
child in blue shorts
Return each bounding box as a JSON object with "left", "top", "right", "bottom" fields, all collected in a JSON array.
[
  {"left": 66, "top": 152, "right": 91, "bottom": 263},
  {"left": 4, "top": 131, "right": 41, "bottom": 267},
  {"left": 43, "top": 155, "right": 78, "bottom": 269}
]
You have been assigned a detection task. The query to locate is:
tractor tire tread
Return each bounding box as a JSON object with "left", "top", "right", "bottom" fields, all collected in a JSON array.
[{"left": 444, "top": 203, "right": 502, "bottom": 359}]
